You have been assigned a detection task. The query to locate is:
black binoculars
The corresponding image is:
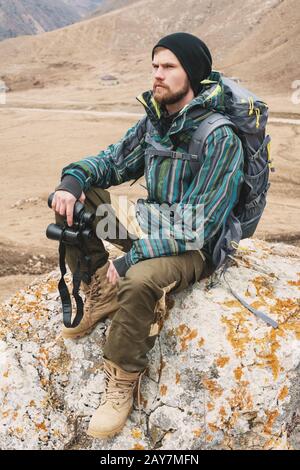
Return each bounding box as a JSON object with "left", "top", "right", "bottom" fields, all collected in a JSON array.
[{"left": 46, "top": 192, "right": 95, "bottom": 245}]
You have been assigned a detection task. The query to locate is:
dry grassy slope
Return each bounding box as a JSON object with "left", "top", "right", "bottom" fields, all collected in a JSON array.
[
  {"left": 221, "top": 0, "right": 300, "bottom": 93},
  {"left": 0, "top": 0, "right": 298, "bottom": 95}
]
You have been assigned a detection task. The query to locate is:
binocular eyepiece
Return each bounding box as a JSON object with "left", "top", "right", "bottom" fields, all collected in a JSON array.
[{"left": 46, "top": 192, "right": 95, "bottom": 245}]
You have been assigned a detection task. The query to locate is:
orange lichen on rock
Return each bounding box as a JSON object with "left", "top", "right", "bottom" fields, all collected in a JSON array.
[
  {"left": 35, "top": 290, "right": 42, "bottom": 301},
  {"left": 222, "top": 300, "right": 242, "bottom": 309},
  {"left": 192, "top": 428, "right": 203, "bottom": 437},
  {"left": 228, "top": 380, "right": 253, "bottom": 412},
  {"left": 46, "top": 279, "right": 58, "bottom": 293},
  {"left": 197, "top": 337, "right": 205, "bottom": 348},
  {"left": 175, "top": 372, "right": 181, "bottom": 384},
  {"left": 250, "top": 300, "right": 267, "bottom": 310},
  {"left": 40, "top": 377, "right": 49, "bottom": 388},
  {"left": 175, "top": 323, "right": 198, "bottom": 351},
  {"left": 207, "top": 402, "right": 215, "bottom": 411},
  {"left": 264, "top": 410, "right": 279, "bottom": 434},
  {"left": 35, "top": 421, "right": 47, "bottom": 432},
  {"left": 132, "top": 443, "right": 145, "bottom": 450},
  {"left": 131, "top": 428, "right": 142, "bottom": 439},
  {"left": 252, "top": 276, "right": 274, "bottom": 300},
  {"left": 288, "top": 279, "right": 300, "bottom": 288},
  {"left": 37, "top": 347, "right": 49, "bottom": 367},
  {"left": 208, "top": 423, "right": 219, "bottom": 433},
  {"left": 255, "top": 328, "right": 284, "bottom": 380},
  {"left": 278, "top": 386, "right": 289, "bottom": 401},
  {"left": 270, "top": 298, "right": 300, "bottom": 325},
  {"left": 234, "top": 366, "right": 243, "bottom": 381},
  {"left": 219, "top": 406, "right": 227, "bottom": 419},
  {"left": 176, "top": 324, "right": 188, "bottom": 336},
  {"left": 215, "top": 356, "right": 230, "bottom": 368},
  {"left": 202, "top": 378, "right": 223, "bottom": 399},
  {"left": 160, "top": 385, "right": 168, "bottom": 396},
  {"left": 14, "top": 427, "right": 24, "bottom": 434},
  {"left": 221, "top": 312, "right": 252, "bottom": 358}
]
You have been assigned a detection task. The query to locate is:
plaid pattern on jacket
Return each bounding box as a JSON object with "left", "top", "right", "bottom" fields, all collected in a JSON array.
[{"left": 61, "top": 71, "right": 244, "bottom": 273}]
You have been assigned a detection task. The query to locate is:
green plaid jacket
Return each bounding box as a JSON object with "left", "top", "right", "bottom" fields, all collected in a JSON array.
[{"left": 61, "top": 71, "right": 244, "bottom": 274}]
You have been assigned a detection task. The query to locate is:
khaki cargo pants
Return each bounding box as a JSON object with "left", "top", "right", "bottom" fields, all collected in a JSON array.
[{"left": 55, "top": 187, "right": 207, "bottom": 372}]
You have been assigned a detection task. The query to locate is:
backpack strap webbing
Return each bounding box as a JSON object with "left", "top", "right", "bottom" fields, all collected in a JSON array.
[{"left": 188, "top": 112, "right": 236, "bottom": 176}]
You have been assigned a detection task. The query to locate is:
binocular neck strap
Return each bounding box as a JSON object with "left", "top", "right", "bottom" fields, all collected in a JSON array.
[{"left": 58, "top": 241, "right": 84, "bottom": 328}]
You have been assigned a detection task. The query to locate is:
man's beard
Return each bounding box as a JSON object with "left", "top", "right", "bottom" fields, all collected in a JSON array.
[{"left": 153, "top": 79, "right": 190, "bottom": 106}]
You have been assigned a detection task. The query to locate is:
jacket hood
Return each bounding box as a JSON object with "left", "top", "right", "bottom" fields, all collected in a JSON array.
[{"left": 136, "top": 70, "right": 225, "bottom": 132}]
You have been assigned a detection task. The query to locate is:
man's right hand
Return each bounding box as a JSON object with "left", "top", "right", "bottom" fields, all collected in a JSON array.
[{"left": 51, "top": 190, "right": 86, "bottom": 227}]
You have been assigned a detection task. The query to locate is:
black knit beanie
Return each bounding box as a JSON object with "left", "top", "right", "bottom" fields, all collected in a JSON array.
[{"left": 152, "top": 32, "right": 212, "bottom": 96}]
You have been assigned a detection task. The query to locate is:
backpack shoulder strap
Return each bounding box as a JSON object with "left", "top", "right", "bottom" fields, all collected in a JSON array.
[{"left": 189, "top": 112, "right": 236, "bottom": 176}]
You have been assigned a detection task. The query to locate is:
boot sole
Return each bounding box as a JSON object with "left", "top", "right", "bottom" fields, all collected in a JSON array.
[
  {"left": 86, "top": 404, "right": 133, "bottom": 439},
  {"left": 61, "top": 324, "right": 95, "bottom": 340},
  {"left": 86, "top": 423, "right": 125, "bottom": 439}
]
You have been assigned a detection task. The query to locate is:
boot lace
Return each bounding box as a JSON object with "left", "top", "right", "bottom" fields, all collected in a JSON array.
[{"left": 102, "top": 365, "right": 145, "bottom": 422}]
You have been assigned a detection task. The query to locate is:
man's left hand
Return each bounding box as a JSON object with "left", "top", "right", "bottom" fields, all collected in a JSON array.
[{"left": 107, "top": 260, "right": 120, "bottom": 285}]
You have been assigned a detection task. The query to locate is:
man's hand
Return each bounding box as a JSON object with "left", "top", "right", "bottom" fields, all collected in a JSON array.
[
  {"left": 51, "top": 190, "right": 86, "bottom": 226},
  {"left": 107, "top": 260, "right": 120, "bottom": 285}
]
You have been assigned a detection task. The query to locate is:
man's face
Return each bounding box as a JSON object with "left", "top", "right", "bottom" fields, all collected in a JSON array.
[{"left": 152, "top": 47, "right": 192, "bottom": 106}]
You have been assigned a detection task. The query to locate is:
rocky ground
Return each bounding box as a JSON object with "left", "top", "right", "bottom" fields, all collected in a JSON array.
[{"left": 0, "top": 238, "right": 299, "bottom": 450}]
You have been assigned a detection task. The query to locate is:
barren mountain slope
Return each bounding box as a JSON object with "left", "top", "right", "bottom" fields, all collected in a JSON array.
[
  {"left": 0, "top": 0, "right": 80, "bottom": 40},
  {"left": 0, "top": 0, "right": 298, "bottom": 96}
]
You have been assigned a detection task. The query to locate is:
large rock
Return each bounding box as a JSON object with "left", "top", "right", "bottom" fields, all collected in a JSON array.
[{"left": 0, "top": 238, "right": 299, "bottom": 450}]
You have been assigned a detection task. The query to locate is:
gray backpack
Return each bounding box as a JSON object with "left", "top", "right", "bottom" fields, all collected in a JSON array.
[
  {"left": 188, "top": 78, "right": 277, "bottom": 328},
  {"left": 143, "top": 78, "right": 277, "bottom": 328},
  {"left": 188, "top": 77, "right": 274, "bottom": 269}
]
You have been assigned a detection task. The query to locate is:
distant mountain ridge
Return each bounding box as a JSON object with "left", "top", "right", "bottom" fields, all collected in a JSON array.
[
  {"left": 86, "top": 0, "right": 141, "bottom": 18},
  {"left": 63, "top": 1, "right": 105, "bottom": 17},
  {"left": 0, "top": 0, "right": 77, "bottom": 40},
  {"left": 0, "top": 0, "right": 109, "bottom": 41}
]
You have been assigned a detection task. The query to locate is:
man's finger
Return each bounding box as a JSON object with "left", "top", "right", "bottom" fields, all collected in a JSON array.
[
  {"left": 51, "top": 194, "right": 57, "bottom": 210},
  {"left": 59, "top": 200, "right": 66, "bottom": 217},
  {"left": 66, "top": 201, "right": 74, "bottom": 226},
  {"left": 79, "top": 192, "right": 86, "bottom": 203},
  {"left": 107, "top": 262, "right": 115, "bottom": 284},
  {"left": 107, "top": 261, "right": 113, "bottom": 275},
  {"left": 55, "top": 200, "right": 61, "bottom": 214}
]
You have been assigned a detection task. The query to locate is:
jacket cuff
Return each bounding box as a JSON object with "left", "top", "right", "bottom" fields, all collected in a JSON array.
[
  {"left": 113, "top": 255, "right": 132, "bottom": 277},
  {"left": 55, "top": 175, "right": 83, "bottom": 199}
]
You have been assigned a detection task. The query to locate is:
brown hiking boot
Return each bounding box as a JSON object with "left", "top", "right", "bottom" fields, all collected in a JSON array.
[
  {"left": 86, "top": 359, "right": 144, "bottom": 439},
  {"left": 61, "top": 261, "right": 119, "bottom": 339}
]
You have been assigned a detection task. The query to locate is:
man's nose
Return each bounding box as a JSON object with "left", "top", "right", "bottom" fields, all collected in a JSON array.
[{"left": 154, "top": 66, "right": 165, "bottom": 80}]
